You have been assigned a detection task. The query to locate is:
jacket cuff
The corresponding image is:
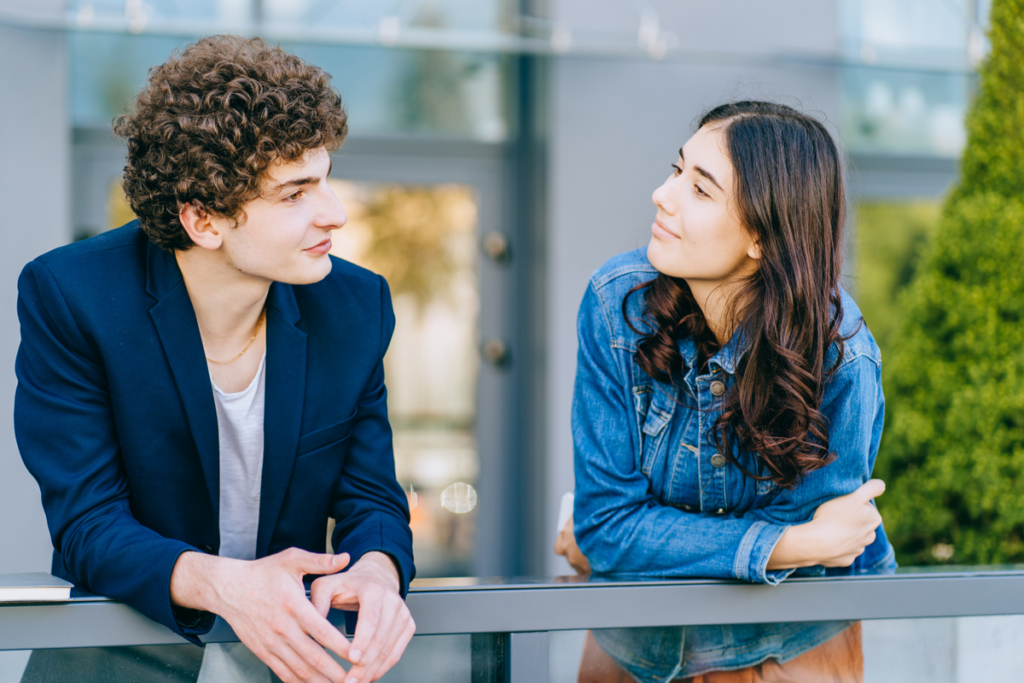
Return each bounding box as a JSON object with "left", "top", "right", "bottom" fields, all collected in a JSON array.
[
  {"left": 334, "top": 515, "right": 415, "bottom": 599},
  {"left": 166, "top": 547, "right": 217, "bottom": 644},
  {"left": 736, "top": 521, "right": 795, "bottom": 585}
]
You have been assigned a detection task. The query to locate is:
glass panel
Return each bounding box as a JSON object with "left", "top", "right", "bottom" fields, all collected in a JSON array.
[
  {"left": 328, "top": 179, "right": 480, "bottom": 577},
  {"left": 64, "top": 0, "right": 516, "bottom": 33},
  {"left": 551, "top": 616, "right": 1024, "bottom": 682},
  {"left": 1, "top": 635, "right": 471, "bottom": 682},
  {"left": 837, "top": 0, "right": 987, "bottom": 157},
  {"left": 841, "top": 66, "right": 972, "bottom": 157},
  {"left": 69, "top": 32, "right": 512, "bottom": 140}
]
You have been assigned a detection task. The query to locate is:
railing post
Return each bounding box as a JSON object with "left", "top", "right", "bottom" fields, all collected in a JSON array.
[{"left": 471, "top": 632, "right": 504, "bottom": 683}]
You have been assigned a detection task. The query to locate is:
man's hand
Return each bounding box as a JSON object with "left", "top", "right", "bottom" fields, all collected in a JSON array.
[
  {"left": 170, "top": 548, "right": 354, "bottom": 683},
  {"left": 768, "top": 479, "right": 885, "bottom": 570},
  {"left": 553, "top": 515, "right": 592, "bottom": 575},
  {"left": 309, "top": 551, "right": 415, "bottom": 683}
]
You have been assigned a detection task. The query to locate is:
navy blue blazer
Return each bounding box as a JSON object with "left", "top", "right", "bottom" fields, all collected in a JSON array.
[{"left": 14, "top": 223, "right": 414, "bottom": 642}]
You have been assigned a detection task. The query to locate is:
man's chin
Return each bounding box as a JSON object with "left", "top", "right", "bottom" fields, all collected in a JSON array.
[{"left": 278, "top": 256, "right": 333, "bottom": 285}]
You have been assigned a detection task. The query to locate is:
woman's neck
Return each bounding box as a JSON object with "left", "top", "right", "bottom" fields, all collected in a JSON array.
[{"left": 687, "top": 278, "right": 745, "bottom": 346}]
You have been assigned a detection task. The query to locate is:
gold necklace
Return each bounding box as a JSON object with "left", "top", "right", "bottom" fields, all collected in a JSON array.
[{"left": 205, "top": 308, "right": 266, "bottom": 364}]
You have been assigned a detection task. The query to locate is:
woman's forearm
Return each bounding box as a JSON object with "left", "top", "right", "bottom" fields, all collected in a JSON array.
[
  {"left": 767, "top": 480, "right": 886, "bottom": 570},
  {"left": 766, "top": 524, "right": 817, "bottom": 570}
]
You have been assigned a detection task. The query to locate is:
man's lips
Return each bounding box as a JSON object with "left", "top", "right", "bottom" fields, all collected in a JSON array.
[
  {"left": 651, "top": 219, "right": 680, "bottom": 240},
  {"left": 304, "top": 238, "right": 332, "bottom": 255}
]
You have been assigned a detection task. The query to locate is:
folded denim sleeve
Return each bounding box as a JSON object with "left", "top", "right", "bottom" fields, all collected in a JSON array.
[{"left": 572, "top": 281, "right": 883, "bottom": 584}]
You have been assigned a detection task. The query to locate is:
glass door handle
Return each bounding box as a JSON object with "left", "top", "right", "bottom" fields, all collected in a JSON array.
[
  {"left": 482, "top": 232, "right": 510, "bottom": 262},
  {"left": 482, "top": 338, "right": 510, "bottom": 366}
]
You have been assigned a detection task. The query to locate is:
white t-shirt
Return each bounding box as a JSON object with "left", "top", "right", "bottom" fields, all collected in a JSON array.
[{"left": 210, "top": 351, "right": 266, "bottom": 561}]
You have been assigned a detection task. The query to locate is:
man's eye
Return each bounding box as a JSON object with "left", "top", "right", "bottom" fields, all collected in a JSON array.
[{"left": 287, "top": 190, "right": 303, "bottom": 201}]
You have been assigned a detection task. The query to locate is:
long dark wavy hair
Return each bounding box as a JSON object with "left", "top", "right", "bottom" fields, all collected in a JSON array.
[{"left": 625, "top": 101, "right": 848, "bottom": 489}]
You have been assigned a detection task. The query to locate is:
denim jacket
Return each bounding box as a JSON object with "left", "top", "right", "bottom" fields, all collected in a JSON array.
[{"left": 573, "top": 249, "right": 895, "bottom": 681}]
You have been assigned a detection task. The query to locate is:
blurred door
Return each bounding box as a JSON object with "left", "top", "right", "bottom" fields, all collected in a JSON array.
[{"left": 329, "top": 140, "right": 516, "bottom": 577}]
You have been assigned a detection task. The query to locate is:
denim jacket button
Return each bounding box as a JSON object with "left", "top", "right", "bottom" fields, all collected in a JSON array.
[
  {"left": 710, "top": 380, "right": 726, "bottom": 396},
  {"left": 715, "top": 508, "right": 726, "bottom": 515},
  {"left": 710, "top": 453, "right": 726, "bottom": 467}
]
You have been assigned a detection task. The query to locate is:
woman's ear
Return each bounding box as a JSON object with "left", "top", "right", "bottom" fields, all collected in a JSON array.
[
  {"left": 179, "top": 202, "right": 223, "bottom": 251},
  {"left": 747, "top": 238, "right": 762, "bottom": 260}
]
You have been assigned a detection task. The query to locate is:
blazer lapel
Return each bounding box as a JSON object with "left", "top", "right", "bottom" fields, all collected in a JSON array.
[
  {"left": 145, "top": 242, "right": 221, "bottom": 530},
  {"left": 256, "top": 281, "right": 307, "bottom": 558}
]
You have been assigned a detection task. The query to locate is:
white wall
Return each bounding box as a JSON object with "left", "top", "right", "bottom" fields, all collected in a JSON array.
[
  {"left": 541, "top": 0, "right": 842, "bottom": 573},
  {"left": 0, "top": 3, "right": 72, "bottom": 573}
]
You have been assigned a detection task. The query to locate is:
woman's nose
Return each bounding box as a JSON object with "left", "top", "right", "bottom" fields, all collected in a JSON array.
[{"left": 652, "top": 177, "right": 674, "bottom": 213}]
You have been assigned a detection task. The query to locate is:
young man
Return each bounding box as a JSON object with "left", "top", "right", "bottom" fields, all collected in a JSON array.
[{"left": 15, "top": 36, "right": 414, "bottom": 683}]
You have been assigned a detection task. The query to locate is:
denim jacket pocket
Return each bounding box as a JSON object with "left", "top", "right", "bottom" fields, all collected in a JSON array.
[{"left": 634, "top": 384, "right": 677, "bottom": 477}]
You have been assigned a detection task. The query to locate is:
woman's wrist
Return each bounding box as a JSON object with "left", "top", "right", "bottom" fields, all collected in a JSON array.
[{"left": 766, "top": 523, "right": 816, "bottom": 570}]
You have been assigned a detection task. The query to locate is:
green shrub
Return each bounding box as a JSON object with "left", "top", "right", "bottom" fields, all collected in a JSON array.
[{"left": 875, "top": 0, "right": 1024, "bottom": 565}]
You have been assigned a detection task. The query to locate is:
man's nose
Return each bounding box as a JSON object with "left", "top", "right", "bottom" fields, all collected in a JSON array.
[{"left": 317, "top": 186, "right": 348, "bottom": 230}]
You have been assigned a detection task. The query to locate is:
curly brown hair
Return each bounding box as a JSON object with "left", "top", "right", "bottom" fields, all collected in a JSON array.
[{"left": 114, "top": 35, "right": 348, "bottom": 251}]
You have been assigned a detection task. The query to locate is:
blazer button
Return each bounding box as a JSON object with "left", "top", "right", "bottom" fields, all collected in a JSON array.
[
  {"left": 201, "top": 544, "right": 215, "bottom": 554},
  {"left": 710, "top": 453, "right": 727, "bottom": 468},
  {"left": 710, "top": 380, "right": 726, "bottom": 396}
]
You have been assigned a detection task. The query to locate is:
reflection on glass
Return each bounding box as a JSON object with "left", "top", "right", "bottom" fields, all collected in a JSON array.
[
  {"left": 553, "top": 615, "right": 1024, "bottom": 682},
  {"left": 841, "top": 67, "right": 972, "bottom": 157},
  {"left": 2, "top": 634, "right": 471, "bottom": 683},
  {"left": 329, "top": 179, "right": 480, "bottom": 577},
  {"left": 837, "top": 0, "right": 988, "bottom": 157},
  {"left": 64, "top": 0, "right": 516, "bottom": 34},
  {"left": 69, "top": 32, "right": 511, "bottom": 141}
]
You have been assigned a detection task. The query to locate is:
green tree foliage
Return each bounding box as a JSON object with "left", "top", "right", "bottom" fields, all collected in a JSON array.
[{"left": 875, "top": 0, "right": 1024, "bottom": 565}]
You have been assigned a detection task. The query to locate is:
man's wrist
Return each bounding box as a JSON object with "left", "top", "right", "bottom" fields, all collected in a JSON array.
[
  {"left": 352, "top": 551, "right": 401, "bottom": 592},
  {"left": 170, "top": 549, "right": 233, "bottom": 613}
]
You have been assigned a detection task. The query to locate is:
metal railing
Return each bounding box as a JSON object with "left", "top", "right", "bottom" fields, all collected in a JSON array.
[{"left": 4, "top": 567, "right": 1024, "bottom": 681}]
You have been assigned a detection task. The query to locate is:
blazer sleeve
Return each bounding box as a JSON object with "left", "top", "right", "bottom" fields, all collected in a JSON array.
[
  {"left": 14, "top": 260, "right": 211, "bottom": 643},
  {"left": 330, "top": 275, "right": 415, "bottom": 596}
]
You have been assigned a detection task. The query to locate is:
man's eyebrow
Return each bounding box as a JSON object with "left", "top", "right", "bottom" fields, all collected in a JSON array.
[
  {"left": 678, "top": 146, "right": 724, "bottom": 193},
  {"left": 268, "top": 160, "right": 332, "bottom": 195}
]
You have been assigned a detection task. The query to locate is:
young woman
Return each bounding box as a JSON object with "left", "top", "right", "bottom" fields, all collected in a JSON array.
[{"left": 556, "top": 101, "right": 895, "bottom": 682}]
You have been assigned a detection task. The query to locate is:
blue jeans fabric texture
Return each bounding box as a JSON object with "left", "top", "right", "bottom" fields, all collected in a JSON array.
[
  {"left": 591, "top": 621, "right": 853, "bottom": 683},
  {"left": 572, "top": 249, "right": 896, "bottom": 680}
]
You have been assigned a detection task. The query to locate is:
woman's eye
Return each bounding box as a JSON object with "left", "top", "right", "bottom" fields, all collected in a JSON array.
[
  {"left": 671, "top": 164, "right": 682, "bottom": 176},
  {"left": 694, "top": 184, "right": 708, "bottom": 197}
]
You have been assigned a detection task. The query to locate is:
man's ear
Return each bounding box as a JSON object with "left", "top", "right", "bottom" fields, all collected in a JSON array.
[{"left": 179, "top": 202, "right": 223, "bottom": 251}]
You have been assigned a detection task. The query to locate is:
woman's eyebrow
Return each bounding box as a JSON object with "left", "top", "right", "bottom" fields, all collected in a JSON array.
[{"left": 678, "top": 147, "right": 724, "bottom": 192}]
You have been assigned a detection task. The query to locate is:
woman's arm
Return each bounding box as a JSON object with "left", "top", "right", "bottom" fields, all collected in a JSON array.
[
  {"left": 559, "top": 479, "right": 884, "bottom": 574},
  {"left": 572, "top": 282, "right": 886, "bottom": 583},
  {"left": 766, "top": 479, "right": 884, "bottom": 569}
]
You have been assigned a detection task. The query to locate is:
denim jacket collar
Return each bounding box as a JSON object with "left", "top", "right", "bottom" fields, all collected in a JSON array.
[{"left": 678, "top": 326, "right": 750, "bottom": 380}]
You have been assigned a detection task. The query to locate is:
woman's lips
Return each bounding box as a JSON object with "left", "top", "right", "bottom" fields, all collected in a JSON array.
[
  {"left": 304, "top": 238, "right": 332, "bottom": 255},
  {"left": 651, "top": 220, "right": 680, "bottom": 240}
]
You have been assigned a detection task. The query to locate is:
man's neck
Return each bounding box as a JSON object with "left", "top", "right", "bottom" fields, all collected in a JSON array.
[{"left": 174, "top": 248, "right": 270, "bottom": 341}]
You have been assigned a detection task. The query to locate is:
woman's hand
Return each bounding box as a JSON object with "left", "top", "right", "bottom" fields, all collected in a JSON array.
[
  {"left": 554, "top": 516, "right": 592, "bottom": 575},
  {"left": 767, "top": 479, "right": 885, "bottom": 570}
]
